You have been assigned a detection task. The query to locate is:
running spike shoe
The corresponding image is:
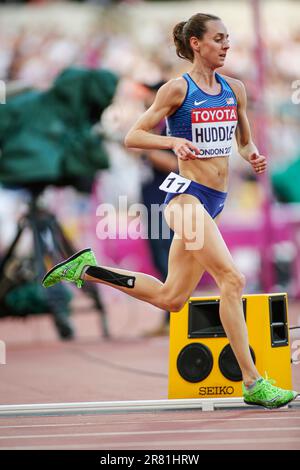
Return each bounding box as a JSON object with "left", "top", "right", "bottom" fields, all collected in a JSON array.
[
  {"left": 42, "top": 248, "right": 97, "bottom": 289},
  {"left": 242, "top": 376, "right": 298, "bottom": 409}
]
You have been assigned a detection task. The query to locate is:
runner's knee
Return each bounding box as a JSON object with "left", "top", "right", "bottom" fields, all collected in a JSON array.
[
  {"left": 167, "top": 296, "right": 187, "bottom": 312},
  {"left": 159, "top": 292, "right": 188, "bottom": 312},
  {"left": 219, "top": 268, "right": 246, "bottom": 293}
]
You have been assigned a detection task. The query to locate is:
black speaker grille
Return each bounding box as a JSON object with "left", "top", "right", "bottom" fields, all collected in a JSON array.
[
  {"left": 219, "top": 344, "right": 256, "bottom": 382},
  {"left": 269, "top": 295, "right": 289, "bottom": 347},
  {"left": 177, "top": 343, "right": 213, "bottom": 383},
  {"left": 188, "top": 298, "right": 247, "bottom": 338}
]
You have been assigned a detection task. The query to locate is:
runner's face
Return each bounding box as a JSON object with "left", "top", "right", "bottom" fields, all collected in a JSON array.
[{"left": 191, "top": 20, "right": 230, "bottom": 68}]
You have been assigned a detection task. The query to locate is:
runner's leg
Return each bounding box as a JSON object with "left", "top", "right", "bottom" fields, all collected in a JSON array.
[{"left": 164, "top": 194, "right": 260, "bottom": 386}]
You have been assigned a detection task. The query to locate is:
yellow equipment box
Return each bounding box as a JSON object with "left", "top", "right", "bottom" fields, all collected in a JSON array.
[{"left": 168, "top": 293, "right": 292, "bottom": 399}]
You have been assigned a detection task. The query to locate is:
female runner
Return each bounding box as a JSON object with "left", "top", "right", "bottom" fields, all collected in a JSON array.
[{"left": 43, "top": 13, "right": 298, "bottom": 408}]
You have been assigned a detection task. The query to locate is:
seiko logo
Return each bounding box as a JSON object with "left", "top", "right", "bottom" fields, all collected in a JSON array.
[{"left": 199, "top": 386, "right": 234, "bottom": 396}]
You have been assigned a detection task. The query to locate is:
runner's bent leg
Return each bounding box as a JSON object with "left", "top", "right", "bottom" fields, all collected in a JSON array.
[{"left": 84, "top": 236, "right": 205, "bottom": 312}]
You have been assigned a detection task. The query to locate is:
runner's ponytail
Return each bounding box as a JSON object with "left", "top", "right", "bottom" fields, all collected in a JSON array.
[{"left": 173, "top": 13, "right": 220, "bottom": 63}]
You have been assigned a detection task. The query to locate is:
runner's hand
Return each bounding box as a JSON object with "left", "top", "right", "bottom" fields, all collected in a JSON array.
[
  {"left": 172, "top": 138, "right": 200, "bottom": 161},
  {"left": 249, "top": 153, "right": 267, "bottom": 174}
]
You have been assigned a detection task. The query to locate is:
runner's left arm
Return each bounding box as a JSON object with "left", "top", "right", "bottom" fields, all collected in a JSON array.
[{"left": 233, "top": 79, "right": 267, "bottom": 174}]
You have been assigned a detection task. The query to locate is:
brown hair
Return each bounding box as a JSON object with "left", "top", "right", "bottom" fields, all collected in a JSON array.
[{"left": 173, "top": 13, "right": 221, "bottom": 62}]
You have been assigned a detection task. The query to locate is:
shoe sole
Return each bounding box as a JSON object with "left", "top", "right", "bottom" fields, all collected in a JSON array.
[
  {"left": 244, "top": 394, "right": 298, "bottom": 410},
  {"left": 42, "top": 248, "right": 93, "bottom": 286}
]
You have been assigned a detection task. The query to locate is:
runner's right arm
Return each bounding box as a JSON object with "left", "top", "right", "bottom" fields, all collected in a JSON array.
[{"left": 124, "top": 79, "right": 200, "bottom": 160}]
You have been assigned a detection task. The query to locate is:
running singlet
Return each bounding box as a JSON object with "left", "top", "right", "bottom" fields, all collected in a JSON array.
[{"left": 166, "top": 73, "right": 238, "bottom": 158}]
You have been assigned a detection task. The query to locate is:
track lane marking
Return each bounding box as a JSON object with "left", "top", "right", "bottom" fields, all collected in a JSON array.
[
  {"left": 1, "top": 414, "right": 300, "bottom": 429},
  {"left": 0, "top": 426, "right": 299, "bottom": 440},
  {"left": 1, "top": 436, "right": 300, "bottom": 450}
]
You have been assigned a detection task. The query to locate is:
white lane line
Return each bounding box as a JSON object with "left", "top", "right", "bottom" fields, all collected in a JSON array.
[
  {"left": 0, "top": 426, "right": 299, "bottom": 440},
  {"left": 0, "top": 422, "right": 100, "bottom": 429},
  {"left": 2, "top": 397, "right": 298, "bottom": 416},
  {"left": 1, "top": 437, "right": 300, "bottom": 450},
  {"left": 1, "top": 414, "right": 300, "bottom": 429}
]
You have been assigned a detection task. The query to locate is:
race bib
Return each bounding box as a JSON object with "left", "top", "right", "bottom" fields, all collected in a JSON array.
[
  {"left": 159, "top": 172, "right": 191, "bottom": 193},
  {"left": 192, "top": 106, "right": 238, "bottom": 158}
]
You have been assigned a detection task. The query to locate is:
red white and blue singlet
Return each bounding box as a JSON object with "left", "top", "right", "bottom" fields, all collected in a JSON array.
[
  {"left": 166, "top": 72, "right": 238, "bottom": 158},
  {"left": 160, "top": 73, "right": 237, "bottom": 219}
]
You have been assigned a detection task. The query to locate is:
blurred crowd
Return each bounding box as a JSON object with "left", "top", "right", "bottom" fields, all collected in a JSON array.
[
  {"left": 1, "top": 2, "right": 300, "bottom": 294},
  {"left": 1, "top": 3, "right": 300, "bottom": 169}
]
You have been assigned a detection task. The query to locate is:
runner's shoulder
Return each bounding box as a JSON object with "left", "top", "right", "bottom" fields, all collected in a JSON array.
[
  {"left": 156, "top": 77, "right": 187, "bottom": 107},
  {"left": 220, "top": 74, "right": 246, "bottom": 102}
]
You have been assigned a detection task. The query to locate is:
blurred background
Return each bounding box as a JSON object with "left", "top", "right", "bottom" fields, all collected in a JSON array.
[{"left": 0, "top": 0, "right": 300, "bottom": 342}]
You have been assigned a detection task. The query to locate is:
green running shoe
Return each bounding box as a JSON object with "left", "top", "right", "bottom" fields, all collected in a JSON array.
[
  {"left": 42, "top": 248, "right": 98, "bottom": 289},
  {"left": 242, "top": 376, "right": 298, "bottom": 409}
]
